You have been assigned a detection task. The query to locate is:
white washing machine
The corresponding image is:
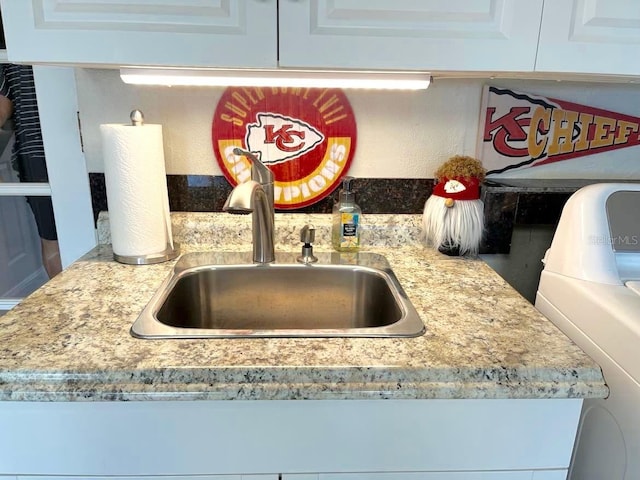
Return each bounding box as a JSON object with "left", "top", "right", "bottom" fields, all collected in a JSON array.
[{"left": 536, "top": 183, "right": 640, "bottom": 480}]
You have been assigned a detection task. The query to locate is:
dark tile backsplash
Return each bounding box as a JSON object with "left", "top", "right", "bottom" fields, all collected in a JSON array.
[
  {"left": 91, "top": 174, "right": 617, "bottom": 254},
  {"left": 89, "top": 173, "right": 108, "bottom": 224},
  {"left": 515, "top": 193, "right": 570, "bottom": 225},
  {"left": 89, "top": 173, "right": 434, "bottom": 222},
  {"left": 480, "top": 191, "right": 519, "bottom": 254},
  {"left": 481, "top": 178, "right": 640, "bottom": 253},
  {"left": 166, "top": 175, "right": 233, "bottom": 213}
]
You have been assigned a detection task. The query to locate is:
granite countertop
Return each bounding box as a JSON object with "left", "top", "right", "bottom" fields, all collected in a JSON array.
[{"left": 0, "top": 213, "right": 607, "bottom": 401}]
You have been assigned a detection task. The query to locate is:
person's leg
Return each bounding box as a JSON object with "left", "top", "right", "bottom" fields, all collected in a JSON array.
[
  {"left": 19, "top": 155, "right": 61, "bottom": 279},
  {"left": 26, "top": 196, "right": 60, "bottom": 278},
  {"left": 40, "top": 238, "right": 61, "bottom": 278}
]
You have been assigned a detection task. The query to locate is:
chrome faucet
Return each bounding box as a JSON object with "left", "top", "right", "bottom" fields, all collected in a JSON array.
[{"left": 223, "top": 148, "right": 275, "bottom": 264}]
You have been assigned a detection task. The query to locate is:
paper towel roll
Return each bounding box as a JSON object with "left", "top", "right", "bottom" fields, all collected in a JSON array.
[{"left": 100, "top": 123, "right": 173, "bottom": 258}]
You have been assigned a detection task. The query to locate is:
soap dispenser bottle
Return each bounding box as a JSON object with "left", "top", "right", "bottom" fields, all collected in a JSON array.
[{"left": 332, "top": 176, "right": 361, "bottom": 252}]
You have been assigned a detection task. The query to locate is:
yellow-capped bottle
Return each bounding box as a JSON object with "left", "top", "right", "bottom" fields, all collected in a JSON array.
[{"left": 332, "top": 176, "right": 361, "bottom": 252}]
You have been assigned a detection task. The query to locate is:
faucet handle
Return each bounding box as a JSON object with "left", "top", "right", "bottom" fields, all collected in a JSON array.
[
  {"left": 297, "top": 224, "right": 318, "bottom": 264},
  {"left": 233, "top": 147, "right": 274, "bottom": 185}
]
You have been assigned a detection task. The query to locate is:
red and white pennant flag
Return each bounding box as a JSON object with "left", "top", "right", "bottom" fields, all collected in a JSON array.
[{"left": 478, "top": 86, "right": 640, "bottom": 175}]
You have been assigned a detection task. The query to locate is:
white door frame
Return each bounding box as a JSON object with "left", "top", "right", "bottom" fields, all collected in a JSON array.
[{"left": 0, "top": 66, "right": 96, "bottom": 310}]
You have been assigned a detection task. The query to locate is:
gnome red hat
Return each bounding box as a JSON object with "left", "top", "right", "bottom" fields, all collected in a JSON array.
[
  {"left": 432, "top": 176, "right": 481, "bottom": 203},
  {"left": 423, "top": 155, "right": 486, "bottom": 256}
]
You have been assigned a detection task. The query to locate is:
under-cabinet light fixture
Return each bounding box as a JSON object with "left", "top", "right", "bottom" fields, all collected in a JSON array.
[{"left": 119, "top": 67, "right": 431, "bottom": 90}]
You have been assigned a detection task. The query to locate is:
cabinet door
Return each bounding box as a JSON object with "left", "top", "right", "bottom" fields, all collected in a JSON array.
[
  {"left": 536, "top": 0, "right": 640, "bottom": 75},
  {"left": 0, "top": 0, "right": 278, "bottom": 68},
  {"left": 278, "top": 0, "right": 544, "bottom": 71}
]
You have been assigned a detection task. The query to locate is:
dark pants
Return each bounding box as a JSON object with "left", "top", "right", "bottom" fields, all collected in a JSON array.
[{"left": 16, "top": 154, "right": 58, "bottom": 241}]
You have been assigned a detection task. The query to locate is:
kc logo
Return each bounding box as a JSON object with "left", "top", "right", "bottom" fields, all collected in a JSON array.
[
  {"left": 245, "top": 113, "right": 325, "bottom": 165},
  {"left": 212, "top": 87, "right": 357, "bottom": 209},
  {"left": 483, "top": 106, "right": 532, "bottom": 158},
  {"left": 264, "top": 124, "right": 304, "bottom": 151}
]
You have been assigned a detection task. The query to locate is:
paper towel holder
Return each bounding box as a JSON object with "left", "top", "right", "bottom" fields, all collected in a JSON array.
[
  {"left": 114, "top": 243, "right": 180, "bottom": 265},
  {"left": 111, "top": 110, "right": 180, "bottom": 265}
]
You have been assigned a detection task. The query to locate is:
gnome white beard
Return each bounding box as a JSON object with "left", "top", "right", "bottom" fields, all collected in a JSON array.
[{"left": 422, "top": 195, "right": 484, "bottom": 256}]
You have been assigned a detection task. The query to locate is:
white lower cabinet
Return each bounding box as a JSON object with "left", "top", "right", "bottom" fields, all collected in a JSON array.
[
  {"left": 18, "top": 477, "right": 277, "bottom": 480},
  {"left": 283, "top": 472, "right": 566, "bottom": 479},
  {"left": 0, "top": 399, "right": 580, "bottom": 478},
  {"left": 13, "top": 474, "right": 567, "bottom": 480}
]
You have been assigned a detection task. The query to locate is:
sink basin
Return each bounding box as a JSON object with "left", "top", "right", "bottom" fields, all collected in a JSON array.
[{"left": 131, "top": 252, "right": 425, "bottom": 338}]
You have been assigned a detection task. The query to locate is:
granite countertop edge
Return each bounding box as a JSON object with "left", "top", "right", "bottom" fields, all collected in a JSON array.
[{"left": 0, "top": 379, "right": 605, "bottom": 402}]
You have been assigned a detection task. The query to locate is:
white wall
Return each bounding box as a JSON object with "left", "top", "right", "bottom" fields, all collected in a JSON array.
[{"left": 76, "top": 68, "right": 640, "bottom": 180}]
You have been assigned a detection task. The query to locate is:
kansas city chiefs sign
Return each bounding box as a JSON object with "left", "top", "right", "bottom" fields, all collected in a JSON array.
[
  {"left": 479, "top": 86, "right": 640, "bottom": 175},
  {"left": 212, "top": 87, "right": 357, "bottom": 209}
]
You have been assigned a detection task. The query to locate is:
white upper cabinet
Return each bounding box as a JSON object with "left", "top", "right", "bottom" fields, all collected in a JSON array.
[
  {"left": 536, "top": 0, "right": 640, "bottom": 75},
  {"left": 278, "top": 0, "right": 544, "bottom": 72},
  {"left": 0, "top": 0, "right": 278, "bottom": 68},
  {"left": 2, "top": 0, "right": 640, "bottom": 77}
]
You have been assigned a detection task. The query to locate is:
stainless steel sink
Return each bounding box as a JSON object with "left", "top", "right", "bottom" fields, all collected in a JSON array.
[{"left": 131, "top": 252, "right": 425, "bottom": 338}]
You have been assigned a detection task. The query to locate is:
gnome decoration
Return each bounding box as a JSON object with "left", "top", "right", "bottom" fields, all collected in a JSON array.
[{"left": 422, "top": 155, "right": 486, "bottom": 256}]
